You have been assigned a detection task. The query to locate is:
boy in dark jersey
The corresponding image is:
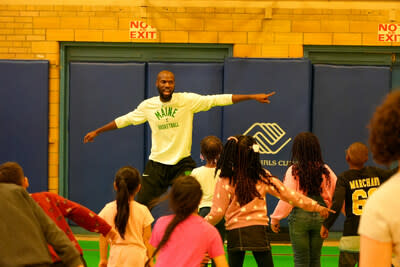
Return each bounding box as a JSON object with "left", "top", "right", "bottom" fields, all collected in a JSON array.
[{"left": 320, "top": 142, "right": 394, "bottom": 267}]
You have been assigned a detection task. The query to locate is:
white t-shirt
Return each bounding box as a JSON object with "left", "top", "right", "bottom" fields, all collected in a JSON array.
[
  {"left": 358, "top": 172, "right": 400, "bottom": 267},
  {"left": 115, "top": 93, "right": 232, "bottom": 165},
  {"left": 191, "top": 166, "right": 220, "bottom": 209},
  {"left": 99, "top": 200, "right": 154, "bottom": 267}
]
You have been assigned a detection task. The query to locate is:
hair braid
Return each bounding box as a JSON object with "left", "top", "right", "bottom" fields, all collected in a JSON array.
[
  {"left": 290, "top": 132, "right": 331, "bottom": 195},
  {"left": 217, "top": 135, "right": 279, "bottom": 206}
]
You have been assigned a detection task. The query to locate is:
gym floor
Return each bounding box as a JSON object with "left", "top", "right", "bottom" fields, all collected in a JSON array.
[{"left": 77, "top": 236, "right": 341, "bottom": 267}]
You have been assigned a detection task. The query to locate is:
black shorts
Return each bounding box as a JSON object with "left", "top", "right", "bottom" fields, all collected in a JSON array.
[{"left": 136, "top": 156, "right": 196, "bottom": 206}]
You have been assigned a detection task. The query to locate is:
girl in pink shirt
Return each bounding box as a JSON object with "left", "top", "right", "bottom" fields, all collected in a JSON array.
[
  {"left": 147, "top": 176, "right": 228, "bottom": 267},
  {"left": 270, "top": 132, "right": 337, "bottom": 267},
  {"left": 205, "top": 135, "right": 334, "bottom": 267}
]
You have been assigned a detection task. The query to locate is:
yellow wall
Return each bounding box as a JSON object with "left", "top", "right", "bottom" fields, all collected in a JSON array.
[{"left": 0, "top": 0, "right": 397, "bottom": 193}]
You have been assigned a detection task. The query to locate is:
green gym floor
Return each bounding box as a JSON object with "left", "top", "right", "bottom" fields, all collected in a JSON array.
[{"left": 78, "top": 239, "right": 342, "bottom": 267}]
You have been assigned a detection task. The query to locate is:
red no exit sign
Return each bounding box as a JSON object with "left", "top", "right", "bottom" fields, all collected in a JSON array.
[
  {"left": 130, "top": 21, "right": 157, "bottom": 40},
  {"left": 378, "top": 23, "right": 400, "bottom": 42}
]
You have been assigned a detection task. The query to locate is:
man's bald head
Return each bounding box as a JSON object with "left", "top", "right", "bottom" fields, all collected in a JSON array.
[{"left": 157, "top": 70, "right": 175, "bottom": 81}]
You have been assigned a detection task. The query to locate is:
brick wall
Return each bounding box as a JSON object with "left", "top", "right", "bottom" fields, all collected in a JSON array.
[{"left": 0, "top": 1, "right": 397, "bottom": 192}]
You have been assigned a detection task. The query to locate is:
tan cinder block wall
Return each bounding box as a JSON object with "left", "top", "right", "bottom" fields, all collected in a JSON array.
[{"left": 0, "top": 1, "right": 398, "bottom": 193}]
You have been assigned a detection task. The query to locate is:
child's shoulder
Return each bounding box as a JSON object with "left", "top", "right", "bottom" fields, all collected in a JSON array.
[
  {"left": 194, "top": 215, "right": 221, "bottom": 235},
  {"left": 190, "top": 166, "right": 203, "bottom": 173},
  {"left": 214, "top": 176, "right": 228, "bottom": 182},
  {"left": 31, "top": 191, "right": 63, "bottom": 203},
  {"left": 214, "top": 176, "right": 233, "bottom": 190},
  {"left": 98, "top": 201, "right": 116, "bottom": 217},
  {"left": 31, "top": 191, "right": 50, "bottom": 198},
  {"left": 102, "top": 200, "right": 117, "bottom": 209},
  {"left": 155, "top": 214, "right": 174, "bottom": 226},
  {"left": 132, "top": 200, "right": 151, "bottom": 211},
  {"left": 191, "top": 166, "right": 208, "bottom": 174},
  {"left": 180, "top": 215, "right": 213, "bottom": 228}
]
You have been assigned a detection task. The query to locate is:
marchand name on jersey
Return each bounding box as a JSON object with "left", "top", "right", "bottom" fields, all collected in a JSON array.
[{"left": 349, "top": 177, "right": 380, "bottom": 190}]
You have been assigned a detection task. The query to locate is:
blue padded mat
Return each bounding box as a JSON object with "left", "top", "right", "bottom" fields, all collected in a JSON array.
[
  {"left": 0, "top": 60, "right": 48, "bottom": 192},
  {"left": 69, "top": 62, "right": 146, "bottom": 213}
]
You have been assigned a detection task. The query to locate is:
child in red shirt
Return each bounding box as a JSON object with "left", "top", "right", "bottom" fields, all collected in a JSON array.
[{"left": 22, "top": 173, "right": 116, "bottom": 267}]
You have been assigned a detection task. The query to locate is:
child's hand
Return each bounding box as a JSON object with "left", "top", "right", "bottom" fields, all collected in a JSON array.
[
  {"left": 105, "top": 228, "right": 118, "bottom": 244},
  {"left": 201, "top": 253, "right": 211, "bottom": 265},
  {"left": 271, "top": 223, "right": 280, "bottom": 233},
  {"left": 317, "top": 206, "right": 335, "bottom": 218},
  {"left": 320, "top": 225, "right": 329, "bottom": 239},
  {"left": 98, "top": 259, "right": 108, "bottom": 267}
]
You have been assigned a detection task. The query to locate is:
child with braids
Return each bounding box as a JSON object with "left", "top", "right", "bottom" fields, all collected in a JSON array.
[
  {"left": 271, "top": 132, "right": 337, "bottom": 267},
  {"left": 147, "top": 175, "right": 228, "bottom": 267},
  {"left": 205, "top": 135, "right": 334, "bottom": 267},
  {"left": 99, "top": 166, "right": 154, "bottom": 267}
]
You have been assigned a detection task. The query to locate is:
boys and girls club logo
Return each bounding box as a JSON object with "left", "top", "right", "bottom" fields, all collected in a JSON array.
[{"left": 243, "top": 122, "right": 292, "bottom": 167}]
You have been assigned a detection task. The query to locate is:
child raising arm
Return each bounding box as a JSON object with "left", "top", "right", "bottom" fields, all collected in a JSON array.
[{"left": 205, "top": 135, "right": 333, "bottom": 267}]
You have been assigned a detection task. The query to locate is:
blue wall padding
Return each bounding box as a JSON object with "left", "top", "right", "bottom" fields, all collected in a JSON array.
[
  {"left": 0, "top": 60, "right": 48, "bottom": 193},
  {"left": 223, "top": 58, "right": 312, "bottom": 220},
  {"left": 313, "top": 65, "right": 391, "bottom": 172},
  {"left": 223, "top": 58, "right": 312, "bottom": 178},
  {"left": 147, "top": 63, "right": 224, "bottom": 222},
  {"left": 313, "top": 65, "right": 391, "bottom": 231},
  {"left": 69, "top": 62, "right": 146, "bottom": 213}
]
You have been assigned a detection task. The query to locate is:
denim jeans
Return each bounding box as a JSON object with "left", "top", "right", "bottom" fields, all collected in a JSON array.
[{"left": 288, "top": 199, "right": 324, "bottom": 267}]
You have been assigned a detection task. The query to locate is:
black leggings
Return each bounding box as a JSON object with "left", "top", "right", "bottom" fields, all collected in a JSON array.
[{"left": 228, "top": 250, "right": 274, "bottom": 267}]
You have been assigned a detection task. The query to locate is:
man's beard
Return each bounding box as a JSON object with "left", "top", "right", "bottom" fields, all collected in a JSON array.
[{"left": 159, "top": 90, "right": 173, "bottom": 102}]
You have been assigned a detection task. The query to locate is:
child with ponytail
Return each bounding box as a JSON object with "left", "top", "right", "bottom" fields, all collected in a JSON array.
[
  {"left": 99, "top": 166, "right": 154, "bottom": 267},
  {"left": 147, "top": 175, "right": 228, "bottom": 267},
  {"left": 205, "top": 135, "right": 334, "bottom": 267}
]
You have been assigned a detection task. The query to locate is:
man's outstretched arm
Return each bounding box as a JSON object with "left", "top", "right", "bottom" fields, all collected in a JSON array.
[
  {"left": 232, "top": 92, "right": 276, "bottom": 104},
  {"left": 83, "top": 121, "right": 118, "bottom": 143}
]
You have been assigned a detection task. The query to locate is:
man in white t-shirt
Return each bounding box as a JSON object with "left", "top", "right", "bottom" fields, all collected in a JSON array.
[{"left": 84, "top": 70, "right": 275, "bottom": 207}]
